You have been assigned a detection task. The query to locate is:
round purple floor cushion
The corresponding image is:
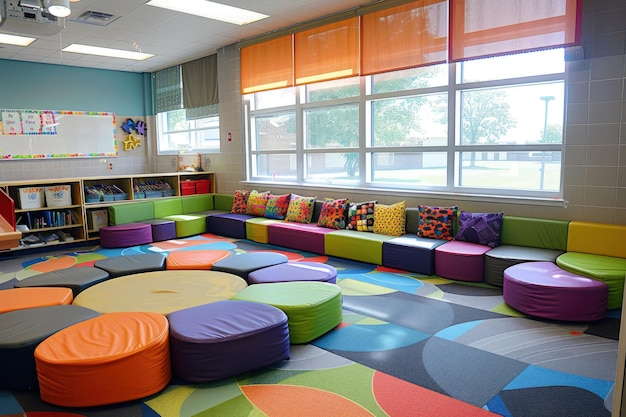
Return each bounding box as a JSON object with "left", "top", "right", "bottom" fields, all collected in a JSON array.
[
  {"left": 167, "top": 300, "right": 290, "bottom": 382},
  {"left": 503, "top": 261, "right": 608, "bottom": 321},
  {"left": 248, "top": 262, "right": 337, "bottom": 284}
]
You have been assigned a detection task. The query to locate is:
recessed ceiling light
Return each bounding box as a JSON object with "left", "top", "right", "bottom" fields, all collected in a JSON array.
[
  {"left": 62, "top": 44, "right": 154, "bottom": 60},
  {"left": 145, "top": 0, "right": 269, "bottom": 25},
  {"left": 0, "top": 34, "right": 36, "bottom": 46}
]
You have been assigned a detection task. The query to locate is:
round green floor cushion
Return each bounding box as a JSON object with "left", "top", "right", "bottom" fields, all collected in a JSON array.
[
  {"left": 232, "top": 281, "right": 342, "bottom": 344},
  {"left": 556, "top": 252, "right": 626, "bottom": 309}
]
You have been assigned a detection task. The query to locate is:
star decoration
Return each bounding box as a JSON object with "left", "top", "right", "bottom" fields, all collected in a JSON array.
[
  {"left": 135, "top": 120, "right": 146, "bottom": 135},
  {"left": 122, "top": 118, "right": 136, "bottom": 134},
  {"left": 123, "top": 134, "right": 141, "bottom": 151}
]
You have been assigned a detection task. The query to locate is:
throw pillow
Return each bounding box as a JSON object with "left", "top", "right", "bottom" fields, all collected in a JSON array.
[
  {"left": 454, "top": 211, "right": 504, "bottom": 248},
  {"left": 246, "top": 190, "right": 270, "bottom": 216},
  {"left": 417, "top": 205, "right": 458, "bottom": 240},
  {"left": 264, "top": 193, "right": 291, "bottom": 219},
  {"left": 373, "top": 201, "right": 407, "bottom": 236},
  {"left": 317, "top": 198, "right": 348, "bottom": 229},
  {"left": 231, "top": 190, "right": 250, "bottom": 214},
  {"left": 285, "top": 194, "right": 317, "bottom": 223},
  {"left": 346, "top": 200, "right": 376, "bottom": 232}
]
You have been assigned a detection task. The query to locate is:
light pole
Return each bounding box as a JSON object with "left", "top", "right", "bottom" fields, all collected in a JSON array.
[{"left": 539, "top": 95, "right": 554, "bottom": 190}]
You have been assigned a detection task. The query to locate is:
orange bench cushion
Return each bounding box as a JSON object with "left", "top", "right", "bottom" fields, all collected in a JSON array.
[
  {"left": 0, "top": 287, "right": 73, "bottom": 314},
  {"left": 165, "top": 249, "right": 231, "bottom": 270}
]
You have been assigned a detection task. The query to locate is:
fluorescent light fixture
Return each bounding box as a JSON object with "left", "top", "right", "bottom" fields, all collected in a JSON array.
[
  {"left": 146, "top": 0, "right": 269, "bottom": 25},
  {"left": 62, "top": 44, "right": 154, "bottom": 60},
  {"left": 46, "top": 0, "right": 72, "bottom": 17},
  {"left": 0, "top": 33, "right": 36, "bottom": 46}
]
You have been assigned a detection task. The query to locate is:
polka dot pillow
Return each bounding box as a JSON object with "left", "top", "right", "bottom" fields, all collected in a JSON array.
[
  {"left": 264, "top": 193, "right": 291, "bottom": 219},
  {"left": 285, "top": 194, "right": 317, "bottom": 223},
  {"left": 373, "top": 201, "right": 407, "bottom": 236},
  {"left": 317, "top": 198, "right": 348, "bottom": 229},
  {"left": 417, "top": 205, "right": 458, "bottom": 240}
]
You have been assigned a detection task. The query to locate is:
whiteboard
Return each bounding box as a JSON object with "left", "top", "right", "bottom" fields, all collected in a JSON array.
[{"left": 0, "top": 110, "right": 117, "bottom": 159}]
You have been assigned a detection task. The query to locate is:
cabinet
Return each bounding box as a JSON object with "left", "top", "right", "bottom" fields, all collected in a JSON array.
[
  {"left": 1, "top": 179, "right": 86, "bottom": 250},
  {"left": 0, "top": 172, "right": 215, "bottom": 251}
]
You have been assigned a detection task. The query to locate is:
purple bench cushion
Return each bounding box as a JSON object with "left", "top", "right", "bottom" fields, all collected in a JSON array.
[
  {"left": 207, "top": 213, "right": 253, "bottom": 239},
  {"left": 139, "top": 218, "right": 177, "bottom": 242},
  {"left": 382, "top": 235, "right": 447, "bottom": 275},
  {"left": 99, "top": 222, "right": 153, "bottom": 248},
  {"left": 168, "top": 300, "right": 290, "bottom": 382},
  {"left": 268, "top": 222, "right": 335, "bottom": 254}
]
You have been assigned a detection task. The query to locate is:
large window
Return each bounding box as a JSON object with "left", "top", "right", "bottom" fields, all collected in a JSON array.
[
  {"left": 244, "top": 48, "right": 565, "bottom": 199},
  {"left": 156, "top": 107, "right": 220, "bottom": 154}
]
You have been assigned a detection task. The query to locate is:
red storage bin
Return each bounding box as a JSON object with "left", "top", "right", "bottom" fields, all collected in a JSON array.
[
  {"left": 181, "top": 181, "right": 196, "bottom": 196},
  {"left": 195, "top": 179, "right": 211, "bottom": 194}
]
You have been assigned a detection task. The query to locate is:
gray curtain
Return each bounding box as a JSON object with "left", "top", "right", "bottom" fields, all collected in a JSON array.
[
  {"left": 153, "top": 65, "right": 182, "bottom": 113},
  {"left": 182, "top": 54, "right": 219, "bottom": 109}
]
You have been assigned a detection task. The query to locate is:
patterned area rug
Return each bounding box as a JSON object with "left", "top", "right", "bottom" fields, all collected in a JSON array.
[{"left": 0, "top": 234, "right": 620, "bottom": 416}]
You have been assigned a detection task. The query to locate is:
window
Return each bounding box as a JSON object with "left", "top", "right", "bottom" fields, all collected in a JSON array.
[
  {"left": 156, "top": 106, "right": 220, "bottom": 154},
  {"left": 244, "top": 48, "right": 565, "bottom": 199}
]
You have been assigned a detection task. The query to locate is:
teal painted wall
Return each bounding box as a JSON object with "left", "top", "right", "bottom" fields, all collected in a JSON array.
[{"left": 0, "top": 59, "right": 150, "bottom": 115}]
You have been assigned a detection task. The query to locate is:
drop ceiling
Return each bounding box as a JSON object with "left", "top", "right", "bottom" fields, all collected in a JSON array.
[{"left": 0, "top": 0, "right": 370, "bottom": 73}]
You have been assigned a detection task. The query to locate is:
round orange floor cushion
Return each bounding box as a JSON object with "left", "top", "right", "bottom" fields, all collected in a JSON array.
[{"left": 34, "top": 312, "right": 170, "bottom": 407}]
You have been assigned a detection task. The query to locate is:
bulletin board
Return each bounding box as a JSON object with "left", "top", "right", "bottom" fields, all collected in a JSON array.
[{"left": 0, "top": 109, "right": 117, "bottom": 159}]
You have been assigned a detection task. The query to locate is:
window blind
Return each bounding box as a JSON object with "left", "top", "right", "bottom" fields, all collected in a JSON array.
[
  {"left": 154, "top": 65, "right": 182, "bottom": 114},
  {"left": 241, "top": 35, "right": 293, "bottom": 94}
]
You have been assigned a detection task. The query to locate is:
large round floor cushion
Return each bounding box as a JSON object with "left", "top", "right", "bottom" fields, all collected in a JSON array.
[
  {"left": 503, "top": 261, "right": 608, "bottom": 321},
  {"left": 0, "top": 305, "right": 99, "bottom": 390},
  {"left": 248, "top": 262, "right": 337, "bottom": 284},
  {"left": 168, "top": 300, "right": 290, "bottom": 382},
  {"left": 99, "top": 222, "right": 153, "bottom": 248},
  {"left": 165, "top": 249, "right": 231, "bottom": 270},
  {"left": 73, "top": 270, "right": 248, "bottom": 314},
  {"left": 93, "top": 253, "right": 167, "bottom": 278},
  {"left": 0, "top": 287, "right": 73, "bottom": 314},
  {"left": 14, "top": 266, "right": 110, "bottom": 296},
  {"left": 232, "top": 281, "right": 342, "bottom": 344},
  {"left": 34, "top": 312, "right": 171, "bottom": 407}
]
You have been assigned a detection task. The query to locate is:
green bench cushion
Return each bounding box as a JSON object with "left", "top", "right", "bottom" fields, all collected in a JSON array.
[
  {"left": 108, "top": 201, "right": 154, "bottom": 225},
  {"left": 500, "top": 216, "right": 569, "bottom": 251},
  {"left": 162, "top": 214, "right": 206, "bottom": 238},
  {"left": 556, "top": 251, "right": 626, "bottom": 309},
  {"left": 181, "top": 194, "right": 213, "bottom": 214},
  {"left": 324, "top": 229, "right": 394, "bottom": 265},
  {"left": 153, "top": 198, "right": 183, "bottom": 218}
]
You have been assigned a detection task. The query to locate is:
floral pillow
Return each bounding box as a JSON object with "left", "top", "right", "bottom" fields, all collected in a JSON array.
[
  {"left": 264, "top": 193, "right": 291, "bottom": 219},
  {"left": 285, "top": 194, "right": 317, "bottom": 223},
  {"left": 246, "top": 190, "right": 270, "bottom": 216},
  {"left": 346, "top": 201, "right": 376, "bottom": 232},
  {"left": 454, "top": 211, "right": 504, "bottom": 248},
  {"left": 317, "top": 198, "right": 348, "bottom": 229},
  {"left": 417, "top": 205, "right": 458, "bottom": 240},
  {"left": 373, "top": 201, "right": 407, "bottom": 237},
  {"left": 231, "top": 190, "right": 250, "bottom": 214}
]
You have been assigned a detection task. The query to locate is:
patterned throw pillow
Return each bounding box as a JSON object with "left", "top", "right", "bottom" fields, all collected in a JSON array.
[
  {"left": 454, "top": 211, "right": 504, "bottom": 248},
  {"left": 231, "top": 190, "right": 250, "bottom": 214},
  {"left": 285, "top": 194, "right": 317, "bottom": 223},
  {"left": 373, "top": 201, "right": 407, "bottom": 237},
  {"left": 264, "top": 193, "right": 291, "bottom": 219},
  {"left": 346, "top": 201, "right": 376, "bottom": 232},
  {"left": 417, "top": 205, "right": 458, "bottom": 240},
  {"left": 246, "top": 190, "right": 270, "bottom": 216},
  {"left": 317, "top": 198, "right": 348, "bottom": 229}
]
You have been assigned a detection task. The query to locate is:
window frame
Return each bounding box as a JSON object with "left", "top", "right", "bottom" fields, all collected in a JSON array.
[{"left": 243, "top": 50, "right": 566, "bottom": 202}]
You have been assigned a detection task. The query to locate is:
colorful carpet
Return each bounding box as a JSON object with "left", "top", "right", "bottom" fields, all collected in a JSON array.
[{"left": 0, "top": 234, "right": 620, "bottom": 417}]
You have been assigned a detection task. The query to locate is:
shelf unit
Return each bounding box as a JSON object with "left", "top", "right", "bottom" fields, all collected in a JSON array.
[
  {"left": 0, "top": 172, "right": 215, "bottom": 251},
  {"left": 1, "top": 179, "right": 86, "bottom": 250}
]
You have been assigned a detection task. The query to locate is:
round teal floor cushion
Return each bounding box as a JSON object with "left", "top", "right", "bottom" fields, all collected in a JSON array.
[{"left": 232, "top": 281, "right": 342, "bottom": 344}]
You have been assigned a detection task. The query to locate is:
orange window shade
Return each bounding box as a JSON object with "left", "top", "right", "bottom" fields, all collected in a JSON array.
[
  {"left": 241, "top": 35, "right": 294, "bottom": 94},
  {"left": 450, "top": 0, "right": 581, "bottom": 62},
  {"left": 361, "top": 0, "right": 448, "bottom": 75},
  {"left": 294, "top": 17, "right": 360, "bottom": 85}
]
